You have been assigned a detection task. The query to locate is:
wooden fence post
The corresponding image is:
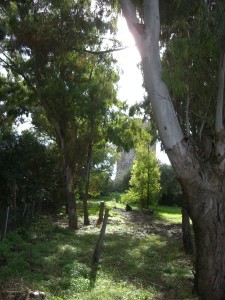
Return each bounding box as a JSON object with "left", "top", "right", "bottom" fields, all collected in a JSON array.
[{"left": 90, "top": 208, "right": 109, "bottom": 288}]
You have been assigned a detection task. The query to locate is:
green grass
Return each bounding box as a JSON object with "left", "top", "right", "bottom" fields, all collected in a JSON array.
[
  {"left": 154, "top": 205, "right": 182, "bottom": 224},
  {"left": 0, "top": 196, "right": 196, "bottom": 300}
]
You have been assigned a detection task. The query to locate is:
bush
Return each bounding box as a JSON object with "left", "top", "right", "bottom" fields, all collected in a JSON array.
[{"left": 120, "top": 190, "right": 140, "bottom": 207}]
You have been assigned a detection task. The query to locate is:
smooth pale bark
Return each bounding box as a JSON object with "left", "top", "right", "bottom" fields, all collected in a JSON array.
[
  {"left": 120, "top": 0, "right": 184, "bottom": 151},
  {"left": 120, "top": 0, "right": 225, "bottom": 299}
]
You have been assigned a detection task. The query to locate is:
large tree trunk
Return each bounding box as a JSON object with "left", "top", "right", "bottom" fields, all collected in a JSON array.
[
  {"left": 120, "top": 0, "right": 225, "bottom": 299},
  {"left": 170, "top": 146, "right": 225, "bottom": 299},
  {"left": 186, "top": 182, "right": 225, "bottom": 300}
]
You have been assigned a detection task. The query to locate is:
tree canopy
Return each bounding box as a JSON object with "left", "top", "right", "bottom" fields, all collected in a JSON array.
[{"left": 0, "top": 0, "right": 146, "bottom": 228}]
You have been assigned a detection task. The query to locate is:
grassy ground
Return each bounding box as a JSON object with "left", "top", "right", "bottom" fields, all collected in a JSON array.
[{"left": 0, "top": 196, "right": 197, "bottom": 299}]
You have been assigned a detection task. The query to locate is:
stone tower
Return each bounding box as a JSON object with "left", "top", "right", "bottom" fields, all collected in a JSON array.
[
  {"left": 114, "top": 149, "right": 136, "bottom": 186},
  {"left": 114, "top": 143, "right": 156, "bottom": 188}
]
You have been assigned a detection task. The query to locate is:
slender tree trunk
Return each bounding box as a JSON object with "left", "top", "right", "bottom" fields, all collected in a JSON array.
[
  {"left": 83, "top": 197, "right": 90, "bottom": 225},
  {"left": 65, "top": 165, "right": 78, "bottom": 229},
  {"left": 181, "top": 202, "right": 193, "bottom": 254},
  {"left": 97, "top": 201, "right": 105, "bottom": 225},
  {"left": 83, "top": 142, "right": 92, "bottom": 225}
]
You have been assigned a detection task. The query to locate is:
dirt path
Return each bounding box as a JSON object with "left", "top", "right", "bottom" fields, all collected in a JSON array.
[{"left": 108, "top": 207, "right": 182, "bottom": 240}]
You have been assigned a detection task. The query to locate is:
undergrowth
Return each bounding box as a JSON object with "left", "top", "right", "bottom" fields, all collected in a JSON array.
[{"left": 0, "top": 195, "right": 197, "bottom": 299}]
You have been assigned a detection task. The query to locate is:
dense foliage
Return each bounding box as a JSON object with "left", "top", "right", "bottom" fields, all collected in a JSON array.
[
  {"left": 0, "top": 130, "right": 62, "bottom": 211},
  {"left": 0, "top": 0, "right": 138, "bottom": 227}
]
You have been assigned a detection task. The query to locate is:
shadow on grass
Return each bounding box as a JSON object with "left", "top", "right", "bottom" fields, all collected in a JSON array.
[
  {"left": 0, "top": 208, "right": 194, "bottom": 299},
  {"left": 101, "top": 232, "right": 193, "bottom": 295},
  {"left": 0, "top": 222, "right": 96, "bottom": 296}
]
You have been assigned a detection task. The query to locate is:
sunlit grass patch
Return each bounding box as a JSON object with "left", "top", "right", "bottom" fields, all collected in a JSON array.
[
  {"left": 154, "top": 205, "right": 182, "bottom": 224},
  {"left": 74, "top": 273, "right": 155, "bottom": 300}
]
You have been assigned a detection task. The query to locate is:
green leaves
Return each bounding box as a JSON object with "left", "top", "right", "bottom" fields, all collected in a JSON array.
[
  {"left": 161, "top": 1, "right": 223, "bottom": 139},
  {"left": 0, "top": 130, "right": 62, "bottom": 208},
  {"left": 124, "top": 140, "right": 161, "bottom": 208}
]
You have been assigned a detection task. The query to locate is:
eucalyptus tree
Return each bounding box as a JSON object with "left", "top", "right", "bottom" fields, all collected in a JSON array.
[
  {"left": 0, "top": 0, "right": 119, "bottom": 228},
  {"left": 117, "top": 0, "right": 225, "bottom": 299}
]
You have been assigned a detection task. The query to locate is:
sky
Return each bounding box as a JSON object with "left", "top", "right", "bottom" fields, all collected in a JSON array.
[
  {"left": 114, "top": 17, "right": 170, "bottom": 165},
  {"left": 114, "top": 17, "right": 145, "bottom": 106}
]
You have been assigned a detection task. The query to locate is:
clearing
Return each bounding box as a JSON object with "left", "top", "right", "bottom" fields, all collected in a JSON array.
[{"left": 0, "top": 199, "right": 197, "bottom": 300}]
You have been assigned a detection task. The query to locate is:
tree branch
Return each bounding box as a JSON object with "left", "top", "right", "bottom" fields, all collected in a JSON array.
[
  {"left": 0, "top": 54, "right": 37, "bottom": 95},
  {"left": 74, "top": 45, "right": 132, "bottom": 55},
  {"left": 119, "top": 0, "right": 145, "bottom": 52},
  {"left": 120, "top": 0, "right": 187, "bottom": 170}
]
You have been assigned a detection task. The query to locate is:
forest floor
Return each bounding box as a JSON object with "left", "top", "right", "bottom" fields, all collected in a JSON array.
[{"left": 0, "top": 197, "right": 198, "bottom": 300}]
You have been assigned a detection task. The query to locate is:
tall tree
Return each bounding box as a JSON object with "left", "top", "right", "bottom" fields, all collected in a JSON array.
[
  {"left": 119, "top": 0, "right": 225, "bottom": 299},
  {"left": 0, "top": 0, "right": 119, "bottom": 228}
]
